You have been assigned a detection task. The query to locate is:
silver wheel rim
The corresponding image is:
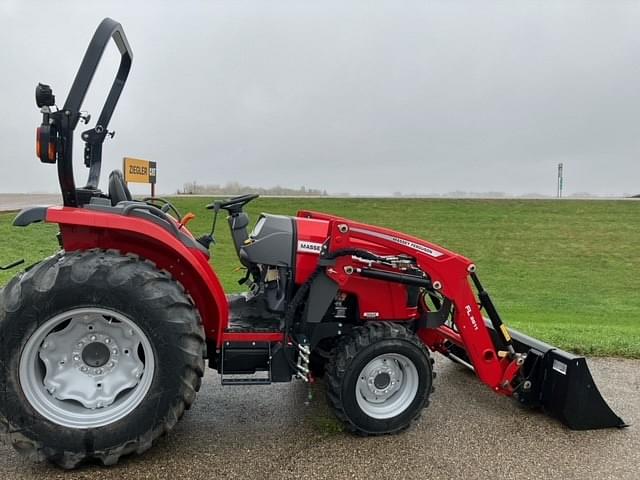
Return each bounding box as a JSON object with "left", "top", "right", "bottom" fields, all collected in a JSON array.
[
  {"left": 355, "top": 353, "right": 419, "bottom": 419},
  {"left": 19, "top": 307, "right": 155, "bottom": 429}
]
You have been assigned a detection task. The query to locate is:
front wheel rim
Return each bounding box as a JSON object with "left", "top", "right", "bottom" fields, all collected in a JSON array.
[
  {"left": 19, "top": 307, "right": 155, "bottom": 429},
  {"left": 355, "top": 353, "right": 419, "bottom": 419}
]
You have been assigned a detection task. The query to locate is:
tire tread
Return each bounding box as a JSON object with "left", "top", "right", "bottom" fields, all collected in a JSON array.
[
  {"left": 325, "top": 321, "right": 433, "bottom": 436},
  {"left": 0, "top": 249, "right": 205, "bottom": 468}
]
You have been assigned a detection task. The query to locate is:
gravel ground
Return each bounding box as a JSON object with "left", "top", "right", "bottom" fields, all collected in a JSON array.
[{"left": 0, "top": 355, "right": 637, "bottom": 480}]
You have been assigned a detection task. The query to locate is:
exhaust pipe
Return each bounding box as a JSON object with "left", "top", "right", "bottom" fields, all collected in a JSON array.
[{"left": 487, "top": 322, "right": 627, "bottom": 430}]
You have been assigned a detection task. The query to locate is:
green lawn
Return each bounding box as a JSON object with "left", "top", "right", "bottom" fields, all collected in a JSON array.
[{"left": 1, "top": 198, "right": 638, "bottom": 357}]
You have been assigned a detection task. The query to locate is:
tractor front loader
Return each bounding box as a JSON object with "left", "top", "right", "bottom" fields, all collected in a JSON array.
[{"left": 0, "top": 19, "right": 625, "bottom": 469}]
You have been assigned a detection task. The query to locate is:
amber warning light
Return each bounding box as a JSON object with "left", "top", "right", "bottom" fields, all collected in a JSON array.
[{"left": 36, "top": 126, "right": 57, "bottom": 164}]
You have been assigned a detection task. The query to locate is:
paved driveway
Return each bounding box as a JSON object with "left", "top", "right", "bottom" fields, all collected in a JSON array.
[
  {"left": 0, "top": 356, "right": 637, "bottom": 479},
  {"left": 0, "top": 194, "right": 61, "bottom": 212}
]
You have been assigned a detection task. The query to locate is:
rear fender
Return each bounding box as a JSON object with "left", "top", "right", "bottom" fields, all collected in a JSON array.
[{"left": 43, "top": 206, "right": 228, "bottom": 346}]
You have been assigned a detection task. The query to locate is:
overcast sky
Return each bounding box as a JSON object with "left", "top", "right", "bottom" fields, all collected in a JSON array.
[{"left": 1, "top": 0, "right": 639, "bottom": 196}]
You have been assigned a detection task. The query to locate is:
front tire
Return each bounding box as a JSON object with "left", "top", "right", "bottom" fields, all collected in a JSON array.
[
  {"left": 326, "top": 322, "right": 433, "bottom": 435},
  {"left": 0, "top": 250, "right": 205, "bottom": 468}
]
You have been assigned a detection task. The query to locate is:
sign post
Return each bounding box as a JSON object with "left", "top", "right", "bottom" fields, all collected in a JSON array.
[
  {"left": 557, "top": 163, "right": 564, "bottom": 198},
  {"left": 123, "top": 157, "right": 157, "bottom": 197}
]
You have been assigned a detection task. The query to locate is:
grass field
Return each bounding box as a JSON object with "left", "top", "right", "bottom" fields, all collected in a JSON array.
[{"left": 1, "top": 198, "right": 638, "bottom": 357}]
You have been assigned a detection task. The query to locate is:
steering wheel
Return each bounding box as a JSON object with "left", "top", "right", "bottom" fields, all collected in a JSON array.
[{"left": 207, "top": 193, "right": 259, "bottom": 213}]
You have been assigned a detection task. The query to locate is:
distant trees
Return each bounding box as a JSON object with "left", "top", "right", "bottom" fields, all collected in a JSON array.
[
  {"left": 179, "top": 181, "right": 327, "bottom": 196},
  {"left": 177, "top": 183, "right": 637, "bottom": 198}
]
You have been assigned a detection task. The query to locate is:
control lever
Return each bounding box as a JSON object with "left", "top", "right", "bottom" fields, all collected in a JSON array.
[{"left": 198, "top": 201, "right": 222, "bottom": 250}]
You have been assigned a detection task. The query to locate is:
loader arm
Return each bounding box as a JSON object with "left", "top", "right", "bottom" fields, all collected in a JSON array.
[
  {"left": 300, "top": 210, "right": 626, "bottom": 429},
  {"left": 311, "top": 212, "right": 517, "bottom": 392}
]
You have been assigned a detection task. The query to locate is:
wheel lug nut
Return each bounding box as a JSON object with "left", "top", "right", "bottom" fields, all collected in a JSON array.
[
  {"left": 77, "top": 342, "right": 83, "bottom": 348},
  {"left": 73, "top": 355, "right": 80, "bottom": 361},
  {"left": 108, "top": 362, "right": 114, "bottom": 368},
  {"left": 90, "top": 335, "right": 97, "bottom": 342},
  {"left": 105, "top": 338, "right": 111, "bottom": 344},
  {"left": 81, "top": 366, "right": 88, "bottom": 372},
  {"left": 112, "top": 349, "right": 118, "bottom": 355},
  {"left": 128, "top": 329, "right": 134, "bottom": 336},
  {"left": 95, "top": 368, "right": 103, "bottom": 375}
]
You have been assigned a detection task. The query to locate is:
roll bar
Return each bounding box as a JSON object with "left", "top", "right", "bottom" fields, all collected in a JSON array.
[{"left": 54, "top": 18, "right": 133, "bottom": 206}]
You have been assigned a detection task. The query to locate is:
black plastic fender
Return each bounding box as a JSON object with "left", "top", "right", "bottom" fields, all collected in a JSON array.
[{"left": 13, "top": 206, "right": 48, "bottom": 227}]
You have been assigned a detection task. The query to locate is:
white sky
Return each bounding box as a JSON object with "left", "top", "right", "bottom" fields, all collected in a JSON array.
[{"left": 1, "top": 0, "right": 639, "bottom": 196}]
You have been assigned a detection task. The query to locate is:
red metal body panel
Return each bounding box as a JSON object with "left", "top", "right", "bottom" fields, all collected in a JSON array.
[
  {"left": 293, "top": 217, "right": 329, "bottom": 284},
  {"left": 46, "top": 207, "right": 230, "bottom": 347}
]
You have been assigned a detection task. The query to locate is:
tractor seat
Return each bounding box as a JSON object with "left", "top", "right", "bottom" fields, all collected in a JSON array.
[
  {"left": 108, "top": 170, "right": 132, "bottom": 206},
  {"left": 85, "top": 169, "right": 211, "bottom": 259}
]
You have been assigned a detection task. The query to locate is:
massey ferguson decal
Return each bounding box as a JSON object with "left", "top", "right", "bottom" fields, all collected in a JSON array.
[
  {"left": 297, "top": 240, "right": 324, "bottom": 254},
  {"left": 350, "top": 227, "right": 444, "bottom": 258},
  {"left": 390, "top": 236, "right": 444, "bottom": 258}
]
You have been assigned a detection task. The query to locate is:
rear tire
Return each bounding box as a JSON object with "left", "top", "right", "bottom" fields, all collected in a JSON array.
[
  {"left": 0, "top": 250, "right": 205, "bottom": 468},
  {"left": 326, "top": 322, "right": 433, "bottom": 435}
]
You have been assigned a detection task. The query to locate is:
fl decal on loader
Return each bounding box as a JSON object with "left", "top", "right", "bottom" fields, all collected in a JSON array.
[{"left": 0, "top": 19, "right": 626, "bottom": 469}]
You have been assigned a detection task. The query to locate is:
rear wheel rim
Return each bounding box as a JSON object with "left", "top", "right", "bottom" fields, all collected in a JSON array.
[
  {"left": 355, "top": 353, "right": 419, "bottom": 419},
  {"left": 19, "top": 307, "right": 155, "bottom": 429}
]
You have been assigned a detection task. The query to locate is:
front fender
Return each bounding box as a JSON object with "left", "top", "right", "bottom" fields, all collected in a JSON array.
[{"left": 44, "top": 206, "right": 228, "bottom": 346}]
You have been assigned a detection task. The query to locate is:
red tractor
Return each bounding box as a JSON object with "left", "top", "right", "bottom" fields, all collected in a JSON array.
[{"left": 0, "top": 19, "right": 625, "bottom": 468}]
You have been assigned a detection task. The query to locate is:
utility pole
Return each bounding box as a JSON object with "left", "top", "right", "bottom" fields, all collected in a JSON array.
[{"left": 557, "top": 163, "right": 564, "bottom": 198}]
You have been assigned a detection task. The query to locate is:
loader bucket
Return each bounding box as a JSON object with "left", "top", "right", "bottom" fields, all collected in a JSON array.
[{"left": 488, "top": 322, "right": 627, "bottom": 430}]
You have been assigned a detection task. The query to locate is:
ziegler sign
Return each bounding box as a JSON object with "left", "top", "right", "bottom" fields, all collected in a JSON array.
[{"left": 123, "top": 157, "right": 157, "bottom": 184}]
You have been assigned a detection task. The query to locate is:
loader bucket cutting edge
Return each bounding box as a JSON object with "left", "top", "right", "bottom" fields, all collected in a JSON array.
[{"left": 486, "top": 321, "right": 627, "bottom": 430}]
